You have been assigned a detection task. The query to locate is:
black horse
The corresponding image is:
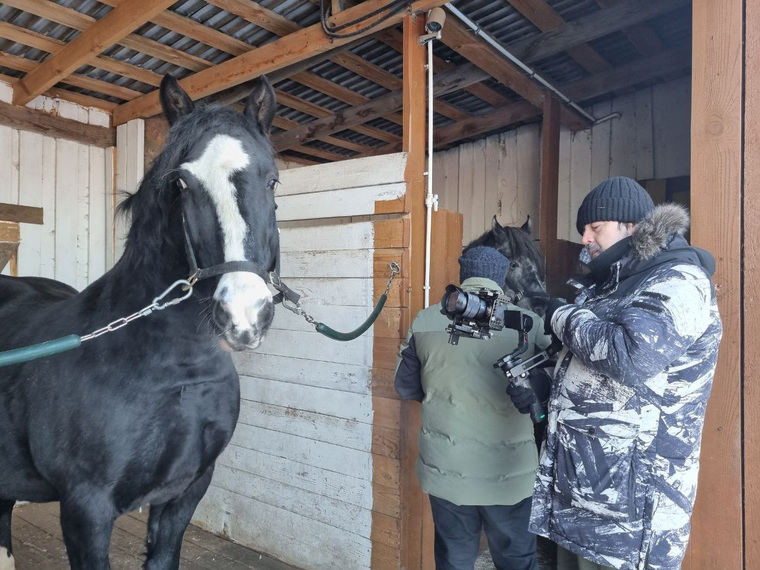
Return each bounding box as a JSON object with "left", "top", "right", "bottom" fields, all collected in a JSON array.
[
  {"left": 0, "top": 75, "right": 279, "bottom": 569},
  {"left": 464, "top": 215, "right": 548, "bottom": 315}
]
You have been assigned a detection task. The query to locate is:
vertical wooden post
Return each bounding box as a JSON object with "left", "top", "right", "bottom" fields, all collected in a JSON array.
[
  {"left": 400, "top": 11, "right": 431, "bottom": 570},
  {"left": 744, "top": 0, "right": 760, "bottom": 566},
  {"left": 688, "top": 0, "right": 743, "bottom": 568},
  {"left": 539, "top": 94, "right": 561, "bottom": 295}
]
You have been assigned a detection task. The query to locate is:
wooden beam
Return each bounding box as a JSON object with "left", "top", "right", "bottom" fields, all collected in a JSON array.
[
  {"left": 375, "top": 28, "right": 512, "bottom": 108},
  {"left": 0, "top": 99, "right": 115, "bottom": 148},
  {"left": 538, "top": 95, "right": 561, "bottom": 294},
  {"left": 112, "top": 0, "right": 449, "bottom": 125},
  {"left": 440, "top": 10, "right": 589, "bottom": 130},
  {"left": 745, "top": 0, "right": 760, "bottom": 564},
  {"left": 12, "top": 0, "right": 177, "bottom": 106},
  {"left": 0, "top": 22, "right": 163, "bottom": 88},
  {"left": 433, "top": 100, "right": 539, "bottom": 148},
  {"left": 398, "top": 13, "right": 430, "bottom": 570},
  {"left": 507, "top": 0, "right": 610, "bottom": 74},
  {"left": 507, "top": 0, "right": 689, "bottom": 63},
  {"left": 271, "top": 63, "right": 490, "bottom": 152},
  {"left": 0, "top": 52, "right": 142, "bottom": 102},
  {"left": 686, "top": 0, "right": 743, "bottom": 568},
  {"left": 0, "top": 203, "right": 44, "bottom": 225},
  {"left": 3, "top": 0, "right": 213, "bottom": 75}
]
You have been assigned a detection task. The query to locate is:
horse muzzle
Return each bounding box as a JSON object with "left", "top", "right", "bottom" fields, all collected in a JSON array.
[{"left": 212, "top": 273, "right": 275, "bottom": 351}]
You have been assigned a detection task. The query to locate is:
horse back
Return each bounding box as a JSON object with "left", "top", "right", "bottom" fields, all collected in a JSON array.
[{"left": 0, "top": 274, "right": 77, "bottom": 323}]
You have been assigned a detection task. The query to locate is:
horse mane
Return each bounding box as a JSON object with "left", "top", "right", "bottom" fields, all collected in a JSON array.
[{"left": 464, "top": 222, "right": 545, "bottom": 282}]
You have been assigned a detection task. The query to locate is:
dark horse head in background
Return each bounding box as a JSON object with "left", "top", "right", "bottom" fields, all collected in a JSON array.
[
  {"left": 0, "top": 75, "right": 278, "bottom": 570},
  {"left": 464, "top": 215, "right": 548, "bottom": 316}
]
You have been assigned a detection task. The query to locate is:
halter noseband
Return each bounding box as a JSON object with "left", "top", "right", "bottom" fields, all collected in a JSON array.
[{"left": 177, "top": 177, "right": 299, "bottom": 305}]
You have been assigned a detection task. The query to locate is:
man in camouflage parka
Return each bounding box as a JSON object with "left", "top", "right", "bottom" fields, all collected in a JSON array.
[{"left": 529, "top": 178, "right": 723, "bottom": 570}]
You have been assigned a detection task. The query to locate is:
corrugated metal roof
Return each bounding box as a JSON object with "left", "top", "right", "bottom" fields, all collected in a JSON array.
[{"left": 0, "top": 0, "right": 692, "bottom": 161}]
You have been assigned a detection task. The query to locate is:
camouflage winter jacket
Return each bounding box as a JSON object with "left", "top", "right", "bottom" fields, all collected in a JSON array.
[{"left": 531, "top": 204, "right": 723, "bottom": 569}]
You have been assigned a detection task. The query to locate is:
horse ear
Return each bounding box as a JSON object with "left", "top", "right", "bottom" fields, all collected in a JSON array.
[
  {"left": 520, "top": 215, "right": 532, "bottom": 236},
  {"left": 244, "top": 75, "right": 276, "bottom": 135},
  {"left": 159, "top": 75, "right": 194, "bottom": 126},
  {"left": 491, "top": 215, "right": 504, "bottom": 232}
]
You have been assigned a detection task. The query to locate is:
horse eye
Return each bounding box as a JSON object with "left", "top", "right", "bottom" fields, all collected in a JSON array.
[
  {"left": 266, "top": 178, "right": 279, "bottom": 191},
  {"left": 510, "top": 262, "right": 519, "bottom": 268}
]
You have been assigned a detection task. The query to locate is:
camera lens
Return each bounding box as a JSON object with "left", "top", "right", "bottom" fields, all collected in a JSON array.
[{"left": 460, "top": 293, "right": 487, "bottom": 319}]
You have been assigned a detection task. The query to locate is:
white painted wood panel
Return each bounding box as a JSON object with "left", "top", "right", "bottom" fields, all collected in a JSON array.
[
  {"left": 0, "top": 83, "right": 116, "bottom": 285},
  {"left": 198, "top": 155, "right": 408, "bottom": 569},
  {"left": 194, "top": 485, "right": 373, "bottom": 570},
  {"left": 436, "top": 77, "right": 691, "bottom": 244},
  {"left": 278, "top": 152, "right": 407, "bottom": 195},
  {"left": 217, "top": 444, "right": 373, "bottom": 509}
]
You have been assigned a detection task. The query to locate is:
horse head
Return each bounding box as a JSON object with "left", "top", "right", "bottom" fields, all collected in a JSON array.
[
  {"left": 465, "top": 215, "right": 547, "bottom": 316},
  {"left": 121, "top": 76, "right": 280, "bottom": 351}
]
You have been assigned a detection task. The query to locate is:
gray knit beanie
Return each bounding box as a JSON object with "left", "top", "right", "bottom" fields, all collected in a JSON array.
[
  {"left": 459, "top": 246, "right": 509, "bottom": 285},
  {"left": 576, "top": 176, "right": 655, "bottom": 234}
]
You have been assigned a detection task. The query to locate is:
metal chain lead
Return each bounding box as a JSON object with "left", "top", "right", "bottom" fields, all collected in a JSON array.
[
  {"left": 80, "top": 280, "right": 194, "bottom": 342},
  {"left": 283, "top": 262, "right": 400, "bottom": 327}
]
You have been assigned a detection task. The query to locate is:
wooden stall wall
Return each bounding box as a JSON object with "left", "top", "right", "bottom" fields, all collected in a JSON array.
[
  {"left": 434, "top": 76, "right": 691, "bottom": 245},
  {"left": 0, "top": 80, "right": 114, "bottom": 286},
  {"left": 192, "top": 154, "right": 410, "bottom": 570}
]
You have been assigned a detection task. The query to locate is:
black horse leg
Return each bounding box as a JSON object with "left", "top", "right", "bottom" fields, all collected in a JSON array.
[
  {"left": 0, "top": 500, "right": 14, "bottom": 570},
  {"left": 60, "top": 494, "right": 116, "bottom": 570},
  {"left": 145, "top": 464, "right": 215, "bottom": 570}
]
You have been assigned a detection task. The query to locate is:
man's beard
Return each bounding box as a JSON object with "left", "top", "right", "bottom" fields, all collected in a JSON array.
[{"left": 580, "top": 244, "right": 603, "bottom": 264}]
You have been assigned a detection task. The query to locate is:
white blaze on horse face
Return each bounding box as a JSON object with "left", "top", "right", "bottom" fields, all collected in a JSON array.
[{"left": 181, "top": 134, "right": 273, "bottom": 347}]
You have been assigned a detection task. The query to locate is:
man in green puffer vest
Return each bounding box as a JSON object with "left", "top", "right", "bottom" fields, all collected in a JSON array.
[{"left": 394, "top": 246, "right": 552, "bottom": 570}]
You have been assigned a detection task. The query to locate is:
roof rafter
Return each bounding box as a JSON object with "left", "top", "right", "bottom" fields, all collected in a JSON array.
[
  {"left": 507, "top": 0, "right": 609, "bottom": 74},
  {"left": 440, "top": 9, "right": 589, "bottom": 130},
  {"left": 12, "top": 0, "right": 177, "bottom": 106},
  {"left": 113, "top": 0, "right": 449, "bottom": 125},
  {"left": 507, "top": 0, "right": 689, "bottom": 63}
]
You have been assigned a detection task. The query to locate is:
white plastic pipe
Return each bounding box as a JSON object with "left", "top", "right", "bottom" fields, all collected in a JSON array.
[{"left": 423, "top": 37, "right": 436, "bottom": 308}]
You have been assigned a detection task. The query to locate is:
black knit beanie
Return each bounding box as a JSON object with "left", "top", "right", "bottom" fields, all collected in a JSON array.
[
  {"left": 459, "top": 246, "right": 509, "bottom": 285},
  {"left": 576, "top": 176, "right": 655, "bottom": 235}
]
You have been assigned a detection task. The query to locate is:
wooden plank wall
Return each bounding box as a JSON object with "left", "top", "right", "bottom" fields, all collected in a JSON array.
[
  {"left": 434, "top": 76, "right": 691, "bottom": 245},
  {"left": 0, "top": 80, "right": 113, "bottom": 287},
  {"left": 192, "top": 154, "right": 409, "bottom": 570}
]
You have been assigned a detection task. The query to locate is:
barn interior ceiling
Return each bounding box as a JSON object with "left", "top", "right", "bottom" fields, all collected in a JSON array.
[{"left": 0, "top": 0, "right": 691, "bottom": 165}]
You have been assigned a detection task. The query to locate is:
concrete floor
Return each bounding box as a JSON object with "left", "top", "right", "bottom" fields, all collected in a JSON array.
[{"left": 8, "top": 502, "right": 296, "bottom": 570}]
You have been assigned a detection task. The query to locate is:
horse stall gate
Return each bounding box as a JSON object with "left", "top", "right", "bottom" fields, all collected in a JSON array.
[{"left": 190, "top": 153, "right": 461, "bottom": 570}]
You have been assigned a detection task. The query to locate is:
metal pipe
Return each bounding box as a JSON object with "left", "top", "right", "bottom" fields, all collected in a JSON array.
[{"left": 446, "top": 4, "right": 597, "bottom": 125}]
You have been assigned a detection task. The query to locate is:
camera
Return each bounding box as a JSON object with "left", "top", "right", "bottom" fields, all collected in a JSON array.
[
  {"left": 425, "top": 7, "right": 446, "bottom": 34},
  {"left": 440, "top": 284, "right": 530, "bottom": 345}
]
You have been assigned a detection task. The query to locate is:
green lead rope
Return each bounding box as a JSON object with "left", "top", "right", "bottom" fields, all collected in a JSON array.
[
  {"left": 315, "top": 293, "right": 388, "bottom": 341},
  {"left": 286, "top": 261, "right": 401, "bottom": 342},
  {"left": 0, "top": 334, "right": 82, "bottom": 368}
]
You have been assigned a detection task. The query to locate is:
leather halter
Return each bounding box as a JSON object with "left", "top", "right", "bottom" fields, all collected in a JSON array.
[{"left": 177, "top": 177, "right": 299, "bottom": 305}]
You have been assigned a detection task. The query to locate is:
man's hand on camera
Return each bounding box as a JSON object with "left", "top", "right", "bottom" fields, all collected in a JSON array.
[{"left": 506, "top": 383, "right": 537, "bottom": 415}]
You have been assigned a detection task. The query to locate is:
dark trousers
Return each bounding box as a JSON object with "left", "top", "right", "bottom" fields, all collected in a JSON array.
[{"left": 428, "top": 495, "right": 538, "bottom": 570}]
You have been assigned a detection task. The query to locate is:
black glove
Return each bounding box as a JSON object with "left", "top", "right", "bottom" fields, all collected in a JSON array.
[
  {"left": 506, "top": 382, "right": 538, "bottom": 415},
  {"left": 542, "top": 297, "right": 567, "bottom": 337}
]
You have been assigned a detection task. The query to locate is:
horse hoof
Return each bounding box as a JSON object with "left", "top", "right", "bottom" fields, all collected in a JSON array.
[{"left": 0, "top": 548, "right": 15, "bottom": 570}]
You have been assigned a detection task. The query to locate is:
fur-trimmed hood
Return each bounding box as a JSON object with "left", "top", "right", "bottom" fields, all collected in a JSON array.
[
  {"left": 630, "top": 203, "right": 690, "bottom": 260},
  {"left": 623, "top": 203, "right": 716, "bottom": 282}
]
